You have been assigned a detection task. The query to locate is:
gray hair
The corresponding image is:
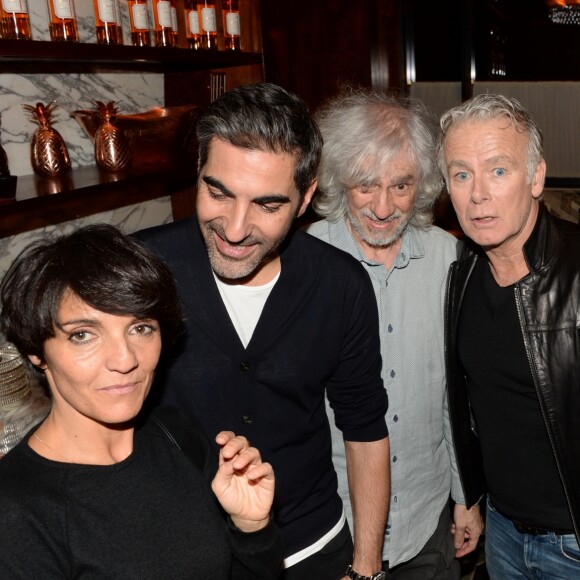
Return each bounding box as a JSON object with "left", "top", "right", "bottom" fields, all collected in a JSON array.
[
  {"left": 196, "top": 82, "right": 322, "bottom": 198},
  {"left": 313, "top": 89, "right": 443, "bottom": 228},
  {"left": 438, "top": 93, "right": 544, "bottom": 184}
]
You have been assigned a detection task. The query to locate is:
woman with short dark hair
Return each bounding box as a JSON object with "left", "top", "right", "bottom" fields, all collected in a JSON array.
[{"left": 0, "top": 224, "right": 281, "bottom": 579}]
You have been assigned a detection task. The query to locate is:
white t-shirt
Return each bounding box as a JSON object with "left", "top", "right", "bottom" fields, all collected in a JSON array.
[{"left": 213, "top": 271, "right": 280, "bottom": 348}]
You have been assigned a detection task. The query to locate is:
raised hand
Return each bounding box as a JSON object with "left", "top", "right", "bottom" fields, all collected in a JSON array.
[{"left": 211, "top": 431, "right": 275, "bottom": 533}]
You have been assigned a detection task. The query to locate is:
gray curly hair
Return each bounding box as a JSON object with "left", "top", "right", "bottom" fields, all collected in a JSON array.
[
  {"left": 438, "top": 93, "right": 544, "bottom": 184},
  {"left": 312, "top": 89, "right": 443, "bottom": 228}
]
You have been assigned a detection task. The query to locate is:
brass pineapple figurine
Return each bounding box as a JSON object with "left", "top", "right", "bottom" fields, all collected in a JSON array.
[
  {"left": 93, "top": 101, "right": 131, "bottom": 173},
  {"left": 22, "top": 102, "right": 71, "bottom": 178}
]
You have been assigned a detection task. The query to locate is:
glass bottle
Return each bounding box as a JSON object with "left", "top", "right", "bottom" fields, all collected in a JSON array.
[
  {"left": 0, "top": 0, "right": 32, "bottom": 40},
  {"left": 46, "top": 0, "right": 78, "bottom": 42},
  {"left": 170, "top": 1, "right": 179, "bottom": 47},
  {"left": 222, "top": 0, "right": 240, "bottom": 51},
  {"left": 198, "top": 0, "right": 217, "bottom": 50},
  {"left": 93, "top": 0, "right": 121, "bottom": 45},
  {"left": 127, "top": 0, "right": 150, "bottom": 46},
  {"left": 152, "top": 0, "right": 175, "bottom": 47},
  {"left": 114, "top": 0, "right": 123, "bottom": 45},
  {"left": 184, "top": 0, "right": 201, "bottom": 50}
]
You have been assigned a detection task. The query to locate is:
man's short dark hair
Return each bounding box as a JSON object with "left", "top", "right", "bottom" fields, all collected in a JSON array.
[
  {"left": 0, "top": 224, "right": 183, "bottom": 373},
  {"left": 196, "top": 82, "right": 323, "bottom": 198}
]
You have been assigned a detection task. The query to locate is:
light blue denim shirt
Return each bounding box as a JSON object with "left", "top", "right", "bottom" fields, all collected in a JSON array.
[{"left": 307, "top": 218, "right": 463, "bottom": 566}]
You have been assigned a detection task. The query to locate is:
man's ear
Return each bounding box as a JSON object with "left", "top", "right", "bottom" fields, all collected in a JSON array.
[
  {"left": 296, "top": 179, "right": 318, "bottom": 218},
  {"left": 28, "top": 354, "right": 47, "bottom": 370},
  {"left": 531, "top": 159, "right": 546, "bottom": 199}
]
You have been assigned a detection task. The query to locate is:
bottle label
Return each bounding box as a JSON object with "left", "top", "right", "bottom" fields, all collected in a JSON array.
[
  {"left": 96, "top": 0, "right": 116, "bottom": 22},
  {"left": 225, "top": 11, "right": 240, "bottom": 36},
  {"left": 156, "top": 0, "right": 172, "bottom": 28},
  {"left": 201, "top": 7, "right": 216, "bottom": 32},
  {"left": 170, "top": 6, "right": 178, "bottom": 32},
  {"left": 52, "top": 0, "right": 74, "bottom": 19},
  {"left": 2, "top": 0, "right": 28, "bottom": 13},
  {"left": 188, "top": 10, "right": 200, "bottom": 35},
  {"left": 131, "top": 4, "right": 148, "bottom": 30}
]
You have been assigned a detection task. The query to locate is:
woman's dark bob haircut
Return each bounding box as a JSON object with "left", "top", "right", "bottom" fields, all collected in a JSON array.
[{"left": 0, "top": 224, "right": 183, "bottom": 370}]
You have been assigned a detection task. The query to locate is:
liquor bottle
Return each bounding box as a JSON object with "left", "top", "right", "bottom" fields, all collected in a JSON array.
[
  {"left": 127, "top": 0, "right": 150, "bottom": 46},
  {"left": 198, "top": 0, "right": 217, "bottom": 50},
  {"left": 0, "top": 0, "right": 32, "bottom": 40},
  {"left": 93, "top": 0, "right": 121, "bottom": 44},
  {"left": 152, "top": 0, "right": 175, "bottom": 47},
  {"left": 222, "top": 0, "right": 240, "bottom": 51},
  {"left": 114, "top": 0, "right": 123, "bottom": 45},
  {"left": 46, "top": 0, "right": 78, "bottom": 42},
  {"left": 184, "top": 0, "right": 201, "bottom": 49},
  {"left": 170, "top": 0, "right": 179, "bottom": 47}
]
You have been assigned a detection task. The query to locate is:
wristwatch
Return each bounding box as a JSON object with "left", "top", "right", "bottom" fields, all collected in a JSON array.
[{"left": 345, "top": 564, "right": 386, "bottom": 580}]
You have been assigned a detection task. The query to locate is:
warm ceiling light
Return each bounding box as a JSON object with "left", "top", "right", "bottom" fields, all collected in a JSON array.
[{"left": 547, "top": 0, "right": 580, "bottom": 24}]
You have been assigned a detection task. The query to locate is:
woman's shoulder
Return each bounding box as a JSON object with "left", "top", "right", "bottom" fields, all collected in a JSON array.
[{"left": 144, "top": 406, "right": 213, "bottom": 475}]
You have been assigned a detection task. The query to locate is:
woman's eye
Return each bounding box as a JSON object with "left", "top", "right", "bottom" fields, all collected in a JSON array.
[
  {"left": 494, "top": 167, "right": 506, "bottom": 177},
  {"left": 69, "top": 331, "right": 93, "bottom": 344},
  {"left": 132, "top": 323, "right": 157, "bottom": 336},
  {"left": 455, "top": 172, "right": 469, "bottom": 182}
]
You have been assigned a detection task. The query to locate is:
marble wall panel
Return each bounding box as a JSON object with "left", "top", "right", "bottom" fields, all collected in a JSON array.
[{"left": 0, "top": 195, "right": 173, "bottom": 281}]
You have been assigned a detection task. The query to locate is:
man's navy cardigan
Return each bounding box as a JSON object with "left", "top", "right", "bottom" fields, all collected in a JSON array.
[{"left": 137, "top": 217, "right": 388, "bottom": 558}]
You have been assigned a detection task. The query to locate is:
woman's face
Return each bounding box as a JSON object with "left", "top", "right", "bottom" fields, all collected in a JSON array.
[{"left": 29, "top": 291, "right": 161, "bottom": 427}]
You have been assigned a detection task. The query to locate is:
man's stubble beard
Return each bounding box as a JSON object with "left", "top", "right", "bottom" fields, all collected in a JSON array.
[{"left": 201, "top": 210, "right": 299, "bottom": 281}]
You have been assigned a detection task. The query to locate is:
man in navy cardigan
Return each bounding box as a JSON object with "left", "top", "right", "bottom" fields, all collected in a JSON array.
[{"left": 137, "top": 83, "right": 390, "bottom": 580}]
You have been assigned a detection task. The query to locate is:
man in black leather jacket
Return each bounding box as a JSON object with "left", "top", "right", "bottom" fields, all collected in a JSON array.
[{"left": 438, "top": 93, "right": 580, "bottom": 579}]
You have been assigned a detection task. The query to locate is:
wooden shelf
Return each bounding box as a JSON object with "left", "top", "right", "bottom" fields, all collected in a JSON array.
[
  {"left": 0, "top": 39, "right": 263, "bottom": 73},
  {"left": 0, "top": 165, "right": 196, "bottom": 238}
]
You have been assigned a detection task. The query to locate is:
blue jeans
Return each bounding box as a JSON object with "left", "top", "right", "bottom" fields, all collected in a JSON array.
[{"left": 485, "top": 497, "right": 580, "bottom": 579}]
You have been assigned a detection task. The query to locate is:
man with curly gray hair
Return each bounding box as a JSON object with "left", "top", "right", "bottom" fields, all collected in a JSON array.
[{"left": 307, "top": 89, "right": 483, "bottom": 579}]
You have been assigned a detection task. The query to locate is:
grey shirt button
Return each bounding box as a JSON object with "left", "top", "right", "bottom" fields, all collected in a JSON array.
[{"left": 390, "top": 369, "right": 396, "bottom": 378}]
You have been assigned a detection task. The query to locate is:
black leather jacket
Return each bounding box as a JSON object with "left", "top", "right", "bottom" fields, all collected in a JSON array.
[{"left": 445, "top": 205, "right": 580, "bottom": 543}]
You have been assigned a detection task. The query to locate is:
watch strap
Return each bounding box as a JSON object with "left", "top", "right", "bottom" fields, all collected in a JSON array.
[{"left": 345, "top": 564, "right": 386, "bottom": 580}]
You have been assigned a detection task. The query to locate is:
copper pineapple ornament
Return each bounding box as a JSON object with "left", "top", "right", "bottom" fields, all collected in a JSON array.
[
  {"left": 22, "top": 102, "right": 71, "bottom": 178},
  {"left": 93, "top": 101, "right": 131, "bottom": 173}
]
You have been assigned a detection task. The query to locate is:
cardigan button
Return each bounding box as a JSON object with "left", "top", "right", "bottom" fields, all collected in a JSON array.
[
  {"left": 240, "top": 361, "right": 250, "bottom": 371},
  {"left": 241, "top": 415, "right": 253, "bottom": 425}
]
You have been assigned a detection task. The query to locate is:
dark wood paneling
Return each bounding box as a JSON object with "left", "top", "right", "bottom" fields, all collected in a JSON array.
[{"left": 260, "top": 0, "right": 400, "bottom": 110}]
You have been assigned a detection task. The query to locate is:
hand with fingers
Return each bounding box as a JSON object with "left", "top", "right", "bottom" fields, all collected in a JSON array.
[
  {"left": 452, "top": 503, "right": 484, "bottom": 558},
  {"left": 211, "top": 431, "right": 275, "bottom": 533}
]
